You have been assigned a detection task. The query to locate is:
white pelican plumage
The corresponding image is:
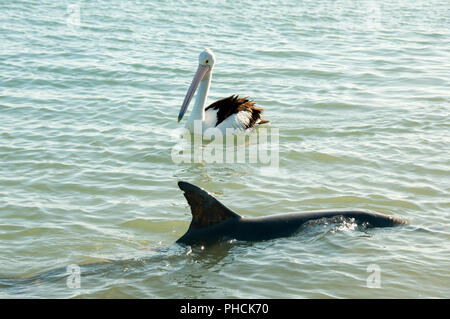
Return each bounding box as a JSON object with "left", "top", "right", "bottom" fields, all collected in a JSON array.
[{"left": 178, "top": 49, "right": 269, "bottom": 135}]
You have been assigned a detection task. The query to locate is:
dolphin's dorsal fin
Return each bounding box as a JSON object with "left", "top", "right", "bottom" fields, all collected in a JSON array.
[{"left": 178, "top": 181, "right": 241, "bottom": 229}]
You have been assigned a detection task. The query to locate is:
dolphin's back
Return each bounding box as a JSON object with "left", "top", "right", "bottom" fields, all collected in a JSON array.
[
  {"left": 176, "top": 181, "right": 408, "bottom": 245},
  {"left": 234, "top": 210, "right": 407, "bottom": 242}
]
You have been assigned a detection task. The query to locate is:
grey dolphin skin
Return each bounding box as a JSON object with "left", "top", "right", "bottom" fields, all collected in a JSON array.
[{"left": 176, "top": 181, "right": 408, "bottom": 245}]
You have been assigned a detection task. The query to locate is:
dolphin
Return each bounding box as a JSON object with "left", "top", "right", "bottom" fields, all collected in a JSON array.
[{"left": 176, "top": 181, "right": 408, "bottom": 245}]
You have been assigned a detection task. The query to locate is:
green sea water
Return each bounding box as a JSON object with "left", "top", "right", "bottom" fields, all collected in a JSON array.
[{"left": 0, "top": 0, "right": 449, "bottom": 298}]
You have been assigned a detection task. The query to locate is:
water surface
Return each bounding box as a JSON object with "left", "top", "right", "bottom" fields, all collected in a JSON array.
[{"left": 0, "top": 0, "right": 449, "bottom": 298}]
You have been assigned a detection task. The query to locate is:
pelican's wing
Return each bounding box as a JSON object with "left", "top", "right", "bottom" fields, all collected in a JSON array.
[{"left": 205, "top": 95, "right": 269, "bottom": 131}]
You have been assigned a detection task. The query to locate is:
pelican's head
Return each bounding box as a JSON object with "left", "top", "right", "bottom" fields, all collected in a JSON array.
[
  {"left": 198, "top": 48, "right": 216, "bottom": 69},
  {"left": 178, "top": 49, "right": 216, "bottom": 123}
]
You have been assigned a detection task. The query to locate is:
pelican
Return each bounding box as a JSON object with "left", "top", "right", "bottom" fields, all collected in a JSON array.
[{"left": 177, "top": 49, "right": 269, "bottom": 135}]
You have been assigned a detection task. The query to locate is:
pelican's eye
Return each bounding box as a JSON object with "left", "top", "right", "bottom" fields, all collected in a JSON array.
[{"left": 204, "top": 59, "right": 209, "bottom": 65}]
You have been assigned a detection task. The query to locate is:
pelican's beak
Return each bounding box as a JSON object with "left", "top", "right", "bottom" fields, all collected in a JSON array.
[{"left": 178, "top": 64, "right": 210, "bottom": 123}]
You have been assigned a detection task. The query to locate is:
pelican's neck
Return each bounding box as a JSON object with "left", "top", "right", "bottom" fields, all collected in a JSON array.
[{"left": 190, "top": 71, "right": 211, "bottom": 123}]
